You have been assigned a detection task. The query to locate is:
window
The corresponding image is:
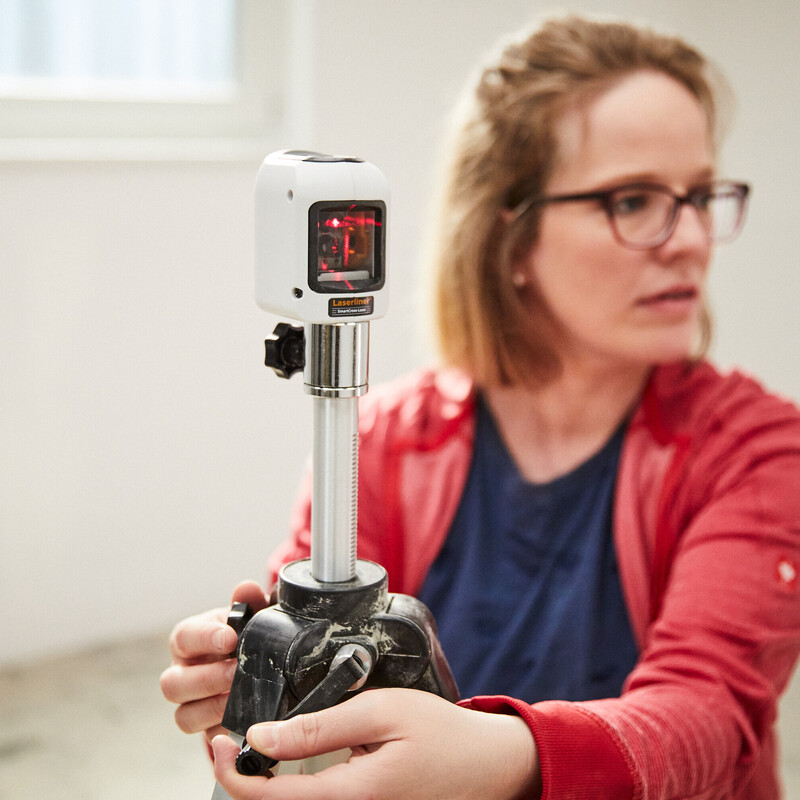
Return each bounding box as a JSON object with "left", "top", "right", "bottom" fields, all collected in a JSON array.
[{"left": 0, "top": 0, "right": 287, "bottom": 159}]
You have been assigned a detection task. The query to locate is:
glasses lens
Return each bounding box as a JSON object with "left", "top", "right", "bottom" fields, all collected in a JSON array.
[
  {"left": 609, "top": 182, "right": 748, "bottom": 247},
  {"left": 703, "top": 184, "right": 746, "bottom": 242},
  {"left": 609, "top": 186, "right": 675, "bottom": 247}
]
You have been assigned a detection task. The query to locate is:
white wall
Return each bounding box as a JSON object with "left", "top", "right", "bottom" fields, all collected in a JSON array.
[{"left": 1, "top": 0, "right": 798, "bottom": 667}]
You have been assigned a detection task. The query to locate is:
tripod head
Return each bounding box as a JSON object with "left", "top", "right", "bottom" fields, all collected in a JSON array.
[{"left": 223, "top": 560, "right": 458, "bottom": 776}]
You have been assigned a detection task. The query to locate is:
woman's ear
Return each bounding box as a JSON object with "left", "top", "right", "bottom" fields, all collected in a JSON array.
[{"left": 498, "top": 202, "right": 537, "bottom": 292}]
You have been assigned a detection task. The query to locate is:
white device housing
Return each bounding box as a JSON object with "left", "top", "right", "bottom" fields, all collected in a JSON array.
[{"left": 255, "top": 150, "right": 390, "bottom": 324}]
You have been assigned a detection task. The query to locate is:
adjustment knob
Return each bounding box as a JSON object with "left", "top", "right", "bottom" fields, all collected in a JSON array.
[
  {"left": 226, "top": 602, "right": 253, "bottom": 641},
  {"left": 264, "top": 323, "right": 305, "bottom": 379}
]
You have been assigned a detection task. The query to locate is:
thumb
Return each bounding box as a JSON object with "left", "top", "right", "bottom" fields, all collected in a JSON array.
[
  {"left": 230, "top": 580, "right": 269, "bottom": 612},
  {"left": 246, "top": 691, "right": 400, "bottom": 762}
]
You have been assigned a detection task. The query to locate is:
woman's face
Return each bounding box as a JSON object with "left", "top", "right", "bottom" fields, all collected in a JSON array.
[{"left": 521, "top": 70, "right": 715, "bottom": 372}]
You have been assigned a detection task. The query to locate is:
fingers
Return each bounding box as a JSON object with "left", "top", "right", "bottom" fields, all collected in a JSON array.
[
  {"left": 213, "top": 736, "right": 283, "bottom": 800},
  {"left": 204, "top": 723, "right": 228, "bottom": 743},
  {"left": 161, "top": 655, "right": 237, "bottom": 735},
  {"left": 174, "top": 691, "right": 231, "bottom": 735},
  {"left": 168, "top": 610, "right": 238, "bottom": 664},
  {"left": 162, "top": 583, "right": 270, "bottom": 743},
  {"left": 162, "top": 618, "right": 238, "bottom": 736},
  {"left": 213, "top": 735, "right": 264, "bottom": 799},
  {"left": 168, "top": 580, "right": 268, "bottom": 666},
  {"left": 212, "top": 735, "right": 338, "bottom": 800},
  {"left": 161, "top": 657, "right": 237, "bottom": 705},
  {"left": 246, "top": 690, "right": 404, "bottom": 763},
  {"left": 231, "top": 580, "right": 270, "bottom": 612}
]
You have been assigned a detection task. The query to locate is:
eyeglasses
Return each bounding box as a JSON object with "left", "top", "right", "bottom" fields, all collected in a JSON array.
[{"left": 520, "top": 180, "right": 750, "bottom": 249}]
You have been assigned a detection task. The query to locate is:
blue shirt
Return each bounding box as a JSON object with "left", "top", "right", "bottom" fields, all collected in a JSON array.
[{"left": 417, "top": 397, "right": 638, "bottom": 702}]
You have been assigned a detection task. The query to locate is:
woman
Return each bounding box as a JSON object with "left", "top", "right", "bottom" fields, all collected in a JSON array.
[{"left": 162, "top": 15, "right": 800, "bottom": 799}]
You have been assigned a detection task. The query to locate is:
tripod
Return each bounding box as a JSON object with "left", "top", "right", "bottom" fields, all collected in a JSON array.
[{"left": 210, "top": 320, "right": 458, "bottom": 798}]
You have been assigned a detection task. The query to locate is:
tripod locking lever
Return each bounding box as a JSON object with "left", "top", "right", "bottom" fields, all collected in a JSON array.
[{"left": 235, "top": 643, "right": 374, "bottom": 776}]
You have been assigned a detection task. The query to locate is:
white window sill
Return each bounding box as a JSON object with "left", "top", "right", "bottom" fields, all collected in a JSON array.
[{"left": 0, "top": 137, "right": 276, "bottom": 163}]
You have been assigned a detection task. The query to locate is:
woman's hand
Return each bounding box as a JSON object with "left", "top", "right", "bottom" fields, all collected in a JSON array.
[
  {"left": 211, "top": 688, "right": 542, "bottom": 800},
  {"left": 160, "top": 580, "right": 269, "bottom": 742}
]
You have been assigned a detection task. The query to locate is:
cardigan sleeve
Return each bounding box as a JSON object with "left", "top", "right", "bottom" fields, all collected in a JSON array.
[{"left": 459, "top": 694, "right": 639, "bottom": 798}]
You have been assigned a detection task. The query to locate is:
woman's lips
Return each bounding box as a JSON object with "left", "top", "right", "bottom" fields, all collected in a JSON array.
[{"left": 637, "top": 285, "right": 699, "bottom": 313}]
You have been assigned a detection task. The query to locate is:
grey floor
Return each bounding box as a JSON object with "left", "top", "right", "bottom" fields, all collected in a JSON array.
[{"left": 1, "top": 632, "right": 799, "bottom": 799}]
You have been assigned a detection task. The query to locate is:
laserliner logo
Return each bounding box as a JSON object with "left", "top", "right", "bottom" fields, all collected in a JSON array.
[{"left": 328, "top": 296, "right": 374, "bottom": 317}]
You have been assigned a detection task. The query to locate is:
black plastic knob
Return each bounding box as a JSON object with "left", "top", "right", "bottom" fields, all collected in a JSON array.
[
  {"left": 264, "top": 323, "right": 305, "bottom": 379},
  {"left": 226, "top": 602, "right": 253, "bottom": 642}
]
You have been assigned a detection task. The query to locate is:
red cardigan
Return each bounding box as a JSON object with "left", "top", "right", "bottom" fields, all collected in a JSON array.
[{"left": 270, "top": 362, "right": 800, "bottom": 799}]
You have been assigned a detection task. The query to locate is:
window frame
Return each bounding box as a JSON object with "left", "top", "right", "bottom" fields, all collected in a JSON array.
[{"left": 0, "top": 0, "right": 287, "bottom": 161}]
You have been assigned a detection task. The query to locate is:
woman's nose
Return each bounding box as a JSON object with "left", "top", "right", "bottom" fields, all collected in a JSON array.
[{"left": 660, "top": 202, "right": 711, "bottom": 257}]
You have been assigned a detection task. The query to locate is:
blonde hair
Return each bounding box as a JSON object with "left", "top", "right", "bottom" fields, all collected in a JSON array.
[{"left": 430, "top": 15, "right": 724, "bottom": 386}]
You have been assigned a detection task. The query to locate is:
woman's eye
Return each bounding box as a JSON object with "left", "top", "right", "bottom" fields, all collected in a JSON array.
[
  {"left": 612, "top": 192, "right": 650, "bottom": 215},
  {"left": 694, "top": 193, "right": 714, "bottom": 211}
]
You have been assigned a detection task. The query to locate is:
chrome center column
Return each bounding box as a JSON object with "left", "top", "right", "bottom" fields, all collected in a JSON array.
[{"left": 304, "top": 322, "right": 369, "bottom": 583}]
